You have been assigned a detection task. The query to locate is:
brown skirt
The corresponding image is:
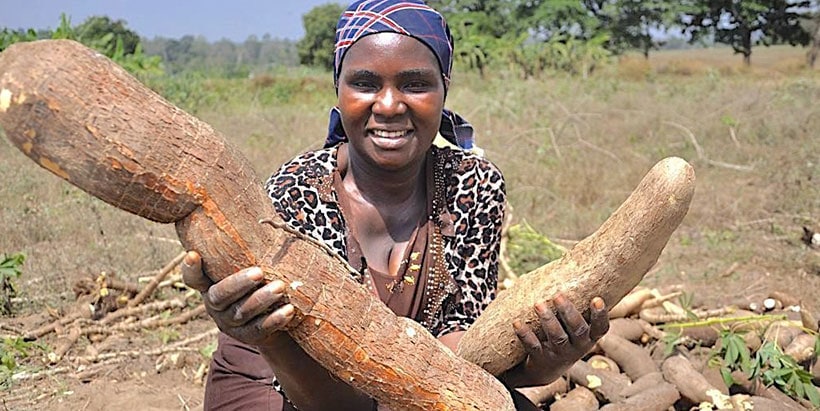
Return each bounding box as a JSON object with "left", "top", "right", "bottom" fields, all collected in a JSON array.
[{"left": 205, "top": 333, "right": 296, "bottom": 411}]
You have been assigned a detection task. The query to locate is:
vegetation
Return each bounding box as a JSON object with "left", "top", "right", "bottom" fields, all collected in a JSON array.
[
  {"left": 712, "top": 330, "right": 820, "bottom": 406},
  {"left": 297, "top": 3, "right": 346, "bottom": 70},
  {"left": 0, "top": 253, "right": 25, "bottom": 316},
  {"left": 1, "top": 14, "right": 161, "bottom": 78},
  {"left": 679, "top": 0, "right": 813, "bottom": 65}
]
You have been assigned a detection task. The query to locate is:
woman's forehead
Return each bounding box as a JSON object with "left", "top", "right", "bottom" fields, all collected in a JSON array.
[{"left": 341, "top": 33, "right": 440, "bottom": 73}]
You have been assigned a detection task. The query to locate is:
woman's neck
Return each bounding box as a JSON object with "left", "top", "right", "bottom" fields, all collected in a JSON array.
[{"left": 341, "top": 146, "right": 428, "bottom": 207}]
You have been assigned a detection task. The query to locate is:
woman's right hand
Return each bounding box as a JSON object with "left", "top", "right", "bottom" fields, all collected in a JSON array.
[{"left": 181, "top": 251, "right": 295, "bottom": 347}]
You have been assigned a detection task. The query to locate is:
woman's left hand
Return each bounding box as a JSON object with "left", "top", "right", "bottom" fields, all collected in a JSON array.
[{"left": 504, "top": 293, "right": 609, "bottom": 387}]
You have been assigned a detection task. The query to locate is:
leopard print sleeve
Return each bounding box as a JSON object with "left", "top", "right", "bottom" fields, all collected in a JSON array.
[{"left": 434, "top": 151, "right": 506, "bottom": 337}]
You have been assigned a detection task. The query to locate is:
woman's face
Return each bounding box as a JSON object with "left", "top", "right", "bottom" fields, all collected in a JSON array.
[{"left": 337, "top": 32, "right": 445, "bottom": 172}]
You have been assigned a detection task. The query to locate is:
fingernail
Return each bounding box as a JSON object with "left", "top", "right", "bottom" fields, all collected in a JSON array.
[
  {"left": 269, "top": 280, "right": 285, "bottom": 293},
  {"left": 281, "top": 304, "right": 295, "bottom": 317},
  {"left": 247, "top": 267, "right": 264, "bottom": 281},
  {"left": 183, "top": 251, "right": 197, "bottom": 266},
  {"left": 553, "top": 294, "right": 567, "bottom": 305},
  {"left": 534, "top": 302, "right": 549, "bottom": 314},
  {"left": 512, "top": 319, "right": 523, "bottom": 330},
  {"left": 592, "top": 297, "right": 605, "bottom": 310}
]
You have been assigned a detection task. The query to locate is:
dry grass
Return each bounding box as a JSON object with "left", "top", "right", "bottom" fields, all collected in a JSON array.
[{"left": 1, "top": 46, "right": 818, "bottom": 316}]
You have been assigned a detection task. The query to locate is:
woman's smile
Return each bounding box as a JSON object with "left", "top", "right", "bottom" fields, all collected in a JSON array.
[{"left": 369, "top": 128, "right": 414, "bottom": 149}]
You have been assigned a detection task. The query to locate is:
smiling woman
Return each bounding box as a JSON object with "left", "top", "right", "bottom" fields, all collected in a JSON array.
[{"left": 180, "top": 1, "right": 609, "bottom": 410}]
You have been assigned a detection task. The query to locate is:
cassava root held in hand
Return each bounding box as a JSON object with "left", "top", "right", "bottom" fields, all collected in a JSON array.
[{"left": 458, "top": 156, "right": 695, "bottom": 374}]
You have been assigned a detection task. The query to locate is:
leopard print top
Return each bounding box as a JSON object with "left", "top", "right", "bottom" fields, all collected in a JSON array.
[{"left": 264, "top": 144, "right": 506, "bottom": 336}]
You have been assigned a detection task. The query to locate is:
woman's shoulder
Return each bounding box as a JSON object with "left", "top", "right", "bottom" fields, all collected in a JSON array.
[
  {"left": 273, "top": 147, "right": 337, "bottom": 180},
  {"left": 435, "top": 146, "right": 505, "bottom": 187}
]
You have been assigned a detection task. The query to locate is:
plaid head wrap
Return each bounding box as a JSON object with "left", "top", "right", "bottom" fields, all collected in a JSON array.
[{"left": 325, "top": 0, "right": 476, "bottom": 151}]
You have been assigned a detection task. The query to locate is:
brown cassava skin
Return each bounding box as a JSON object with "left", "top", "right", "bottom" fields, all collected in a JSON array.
[
  {"left": 458, "top": 156, "right": 696, "bottom": 375},
  {"left": 597, "top": 334, "right": 658, "bottom": 380},
  {"left": 600, "top": 382, "right": 680, "bottom": 411},
  {"left": 0, "top": 40, "right": 514, "bottom": 410}
]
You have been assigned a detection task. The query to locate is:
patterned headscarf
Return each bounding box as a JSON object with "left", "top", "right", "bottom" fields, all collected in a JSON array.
[{"left": 325, "top": 0, "right": 476, "bottom": 151}]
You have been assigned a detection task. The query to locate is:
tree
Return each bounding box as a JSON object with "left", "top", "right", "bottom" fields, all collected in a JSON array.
[
  {"left": 75, "top": 15, "right": 141, "bottom": 56},
  {"left": 680, "top": 0, "right": 812, "bottom": 65},
  {"left": 807, "top": 11, "right": 820, "bottom": 67},
  {"left": 298, "top": 3, "right": 345, "bottom": 70},
  {"left": 598, "top": 0, "right": 677, "bottom": 58}
]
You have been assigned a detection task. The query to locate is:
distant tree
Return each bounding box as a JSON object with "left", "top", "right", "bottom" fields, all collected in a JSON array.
[
  {"left": 598, "top": 0, "right": 677, "bottom": 58},
  {"left": 298, "top": 3, "right": 345, "bottom": 69},
  {"left": 75, "top": 15, "right": 141, "bottom": 56},
  {"left": 808, "top": 12, "right": 820, "bottom": 67},
  {"left": 679, "top": 0, "right": 812, "bottom": 65}
]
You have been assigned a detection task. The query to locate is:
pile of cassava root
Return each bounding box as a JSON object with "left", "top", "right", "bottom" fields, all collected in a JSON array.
[{"left": 515, "top": 286, "right": 820, "bottom": 411}]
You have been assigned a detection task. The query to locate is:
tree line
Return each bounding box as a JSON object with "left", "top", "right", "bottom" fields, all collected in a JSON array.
[
  {"left": 3, "top": 1, "right": 819, "bottom": 80},
  {"left": 0, "top": 15, "right": 299, "bottom": 78},
  {"left": 299, "top": 0, "right": 819, "bottom": 76}
]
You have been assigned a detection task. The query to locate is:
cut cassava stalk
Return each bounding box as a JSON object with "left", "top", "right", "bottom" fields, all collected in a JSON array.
[
  {"left": 458, "top": 156, "right": 695, "bottom": 374},
  {"left": 0, "top": 40, "right": 513, "bottom": 410}
]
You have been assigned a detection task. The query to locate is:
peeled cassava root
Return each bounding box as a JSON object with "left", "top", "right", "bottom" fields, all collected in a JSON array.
[
  {"left": 458, "top": 156, "right": 695, "bottom": 374},
  {"left": 0, "top": 40, "right": 513, "bottom": 410}
]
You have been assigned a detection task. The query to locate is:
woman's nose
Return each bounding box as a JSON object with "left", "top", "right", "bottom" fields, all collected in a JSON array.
[{"left": 372, "top": 87, "right": 406, "bottom": 116}]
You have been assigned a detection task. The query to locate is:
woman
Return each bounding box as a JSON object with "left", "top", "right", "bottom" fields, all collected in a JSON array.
[{"left": 182, "top": 1, "right": 609, "bottom": 409}]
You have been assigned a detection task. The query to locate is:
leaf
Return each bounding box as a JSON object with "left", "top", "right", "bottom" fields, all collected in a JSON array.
[
  {"left": 805, "top": 381, "right": 820, "bottom": 407},
  {"left": 720, "top": 367, "right": 734, "bottom": 387},
  {"left": 725, "top": 340, "right": 739, "bottom": 365}
]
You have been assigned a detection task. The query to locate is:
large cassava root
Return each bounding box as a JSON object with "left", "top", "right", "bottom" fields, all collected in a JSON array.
[
  {"left": 458, "top": 156, "right": 695, "bottom": 374},
  {"left": 0, "top": 40, "right": 512, "bottom": 410}
]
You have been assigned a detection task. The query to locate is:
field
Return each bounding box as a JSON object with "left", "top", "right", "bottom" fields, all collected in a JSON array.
[{"left": 1, "top": 45, "right": 818, "bottom": 410}]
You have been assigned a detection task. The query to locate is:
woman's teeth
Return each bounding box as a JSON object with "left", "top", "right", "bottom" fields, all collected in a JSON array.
[{"left": 372, "top": 130, "right": 407, "bottom": 138}]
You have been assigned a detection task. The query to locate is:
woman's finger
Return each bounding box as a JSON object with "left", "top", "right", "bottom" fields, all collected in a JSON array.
[
  {"left": 552, "top": 294, "right": 590, "bottom": 345},
  {"left": 205, "top": 267, "right": 264, "bottom": 311},
  {"left": 536, "top": 302, "right": 568, "bottom": 348},
  {"left": 588, "top": 297, "right": 609, "bottom": 341},
  {"left": 181, "top": 251, "right": 212, "bottom": 293},
  {"left": 513, "top": 320, "right": 543, "bottom": 355},
  {"left": 229, "top": 280, "right": 288, "bottom": 325},
  {"left": 259, "top": 303, "right": 296, "bottom": 332}
]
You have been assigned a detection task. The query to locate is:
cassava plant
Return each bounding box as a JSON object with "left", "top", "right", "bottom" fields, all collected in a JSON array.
[{"left": 711, "top": 329, "right": 820, "bottom": 407}]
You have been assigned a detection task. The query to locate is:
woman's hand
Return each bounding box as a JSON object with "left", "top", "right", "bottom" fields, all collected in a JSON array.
[
  {"left": 504, "top": 293, "right": 609, "bottom": 387},
  {"left": 181, "top": 251, "right": 295, "bottom": 347}
]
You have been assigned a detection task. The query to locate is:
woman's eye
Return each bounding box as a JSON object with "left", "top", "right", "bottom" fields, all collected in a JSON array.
[
  {"left": 352, "top": 81, "right": 377, "bottom": 90},
  {"left": 405, "top": 81, "right": 430, "bottom": 92}
]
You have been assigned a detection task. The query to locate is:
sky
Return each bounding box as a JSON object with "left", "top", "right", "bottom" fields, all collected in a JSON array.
[{"left": 0, "top": 0, "right": 345, "bottom": 42}]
